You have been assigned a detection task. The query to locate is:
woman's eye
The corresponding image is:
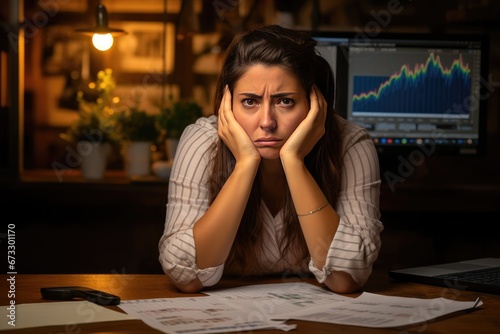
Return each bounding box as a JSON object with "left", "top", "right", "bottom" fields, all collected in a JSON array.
[
  {"left": 278, "top": 98, "right": 295, "bottom": 107},
  {"left": 242, "top": 99, "right": 256, "bottom": 107}
]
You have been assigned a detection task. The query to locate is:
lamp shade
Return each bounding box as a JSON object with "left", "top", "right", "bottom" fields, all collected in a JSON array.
[{"left": 75, "top": 3, "right": 126, "bottom": 37}]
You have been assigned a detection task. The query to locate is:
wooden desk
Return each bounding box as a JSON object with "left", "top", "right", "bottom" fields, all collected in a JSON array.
[{"left": 1, "top": 273, "right": 499, "bottom": 333}]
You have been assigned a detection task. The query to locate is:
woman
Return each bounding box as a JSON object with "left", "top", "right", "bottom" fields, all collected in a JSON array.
[{"left": 159, "top": 25, "right": 383, "bottom": 294}]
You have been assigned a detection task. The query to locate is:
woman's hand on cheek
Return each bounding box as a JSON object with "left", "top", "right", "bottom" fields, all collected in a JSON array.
[
  {"left": 218, "top": 86, "right": 261, "bottom": 165},
  {"left": 280, "top": 85, "right": 326, "bottom": 161}
]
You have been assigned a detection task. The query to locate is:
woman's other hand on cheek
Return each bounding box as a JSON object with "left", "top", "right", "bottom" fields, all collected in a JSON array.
[{"left": 280, "top": 85, "right": 326, "bottom": 161}]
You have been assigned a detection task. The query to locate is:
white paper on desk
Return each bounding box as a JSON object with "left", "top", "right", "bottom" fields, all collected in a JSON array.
[
  {"left": 0, "top": 301, "right": 135, "bottom": 330},
  {"left": 205, "top": 282, "right": 350, "bottom": 319},
  {"left": 118, "top": 296, "right": 296, "bottom": 334},
  {"left": 285, "top": 292, "right": 483, "bottom": 328}
]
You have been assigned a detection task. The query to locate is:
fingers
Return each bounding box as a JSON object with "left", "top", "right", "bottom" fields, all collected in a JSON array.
[
  {"left": 312, "top": 85, "right": 326, "bottom": 110},
  {"left": 218, "top": 86, "right": 232, "bottom": 132},
  {"left": 310, "top": 85, "right": 327, "bottom": 124},
  {"left": 217, "top": 86, "right": 260, "bottom": 164},
  {"left": 218, "top": 86, "right": 241, "bottom": 144}
]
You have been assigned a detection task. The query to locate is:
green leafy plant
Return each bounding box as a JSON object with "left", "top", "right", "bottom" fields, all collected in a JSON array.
[
  {"left": 118, "top": 107, "right": 159, "bottom": 142},
  {"left": 157, "top": 101, "right": 203, "bottom": 139},
  {"left": 60, "top": 68, "right": 121, "bottom": 145}
]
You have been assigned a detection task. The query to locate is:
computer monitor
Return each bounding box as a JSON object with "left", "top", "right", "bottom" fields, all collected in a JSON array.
[{"left": 313, "top": 31, "right": 489, "bottom": 157}]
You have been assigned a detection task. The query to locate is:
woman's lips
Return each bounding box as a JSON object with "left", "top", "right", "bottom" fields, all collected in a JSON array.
[{"left": 254, "top": 137, "right": 282, "bottom": 147}]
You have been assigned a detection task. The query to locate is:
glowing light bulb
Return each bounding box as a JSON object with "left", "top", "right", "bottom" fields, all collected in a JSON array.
[{"left": 92, "top": 33, "right": 114, "bottom": 51}]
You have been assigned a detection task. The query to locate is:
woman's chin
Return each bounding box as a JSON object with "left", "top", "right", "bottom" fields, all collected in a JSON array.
[{"left": 257, "top": 148, "right": 281, "bottom": 160}]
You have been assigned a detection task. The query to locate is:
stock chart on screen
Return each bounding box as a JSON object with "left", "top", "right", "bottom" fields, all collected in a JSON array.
[{"left": 351, "top": 52, "right": 473, "bottom": 117}]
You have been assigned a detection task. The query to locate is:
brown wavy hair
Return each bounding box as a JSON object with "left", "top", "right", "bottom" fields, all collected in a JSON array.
[{"left": 208, "top": 25, "right": 343, "bottom": 275}]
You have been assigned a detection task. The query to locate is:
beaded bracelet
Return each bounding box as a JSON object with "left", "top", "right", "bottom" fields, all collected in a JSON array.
[{"left": 297, "top": 201, "right": 329, "bottom": 217}]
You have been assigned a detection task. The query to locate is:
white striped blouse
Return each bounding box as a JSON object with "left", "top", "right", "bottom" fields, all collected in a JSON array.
[{"left": 158, "top": 115, "right": 383, "bottom": 287}]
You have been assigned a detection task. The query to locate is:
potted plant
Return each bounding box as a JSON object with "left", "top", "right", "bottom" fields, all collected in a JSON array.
[
  {"left": 157, "top": 100, "right": 203, "bottom": 160},
  {"left": 60, "top": 68, "right": 121, "bottom": 179},
  {"left": 118, "top": 107, "right": 160, "bottom": 177}
]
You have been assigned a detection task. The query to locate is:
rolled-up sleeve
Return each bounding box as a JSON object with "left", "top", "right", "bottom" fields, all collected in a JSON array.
[
  {"left": 158, "top": 116, "right": 224, "bottom": 286},
  {"left": 309, "top": 122, "right": 383, "bottom": 286}
]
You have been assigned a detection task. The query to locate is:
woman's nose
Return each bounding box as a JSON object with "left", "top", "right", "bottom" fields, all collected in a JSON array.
[{"left": 259, "top": 105, "right": 276, "bottom": 131}]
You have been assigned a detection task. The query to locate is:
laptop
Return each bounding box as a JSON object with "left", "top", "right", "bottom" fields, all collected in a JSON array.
[{"left": 388, "top": 258, "right": 500, "bottom": 295}]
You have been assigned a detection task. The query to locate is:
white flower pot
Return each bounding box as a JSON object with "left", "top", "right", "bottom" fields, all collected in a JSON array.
[
  {"left": 124, "top": 141, "right": 152, "bottom": 177},
  {"left": 78, "top": 141, "right": 110, "bottom": 179},
  {"left": 165, "top": 138, "right": 179, "bottom": 161}
]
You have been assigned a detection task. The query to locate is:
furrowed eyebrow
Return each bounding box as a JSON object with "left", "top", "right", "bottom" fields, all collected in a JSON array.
[
  {"left": 237, "top": 93, "right": 261, "bottom": 99},
  {"left": 237, "top": 92, "right": 297, "bottom": 99},
  {"left": 271, "top": 92, "right": 297, "bottom": 98}
]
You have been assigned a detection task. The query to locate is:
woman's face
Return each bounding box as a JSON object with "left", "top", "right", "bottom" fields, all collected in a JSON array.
[{"left": 232, "top": 64, "right": 309, "bottom": 160}]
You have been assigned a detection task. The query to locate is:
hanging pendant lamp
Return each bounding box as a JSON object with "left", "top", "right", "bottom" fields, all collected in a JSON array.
[{"left": 75, "top": 0, "right": 126, "bottom": 51}]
